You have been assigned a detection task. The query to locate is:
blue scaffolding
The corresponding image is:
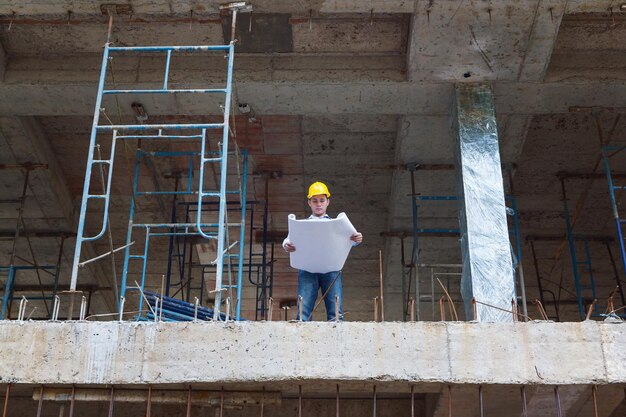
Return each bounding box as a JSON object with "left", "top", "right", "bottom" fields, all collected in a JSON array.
[
  {"left": 602, "top": 145, "right": 626, "bottom": 309},
  {"left": 560, "top": 174, "right": 626, "bottom": 319},
  {"left": 1, "top": 163, "right": 70, "bottom": 320},
  {"left": 70, "top": 42, "right": 249, "bottom": 320},
  {"left": 404, "top": 165, "right": 526, "bottom": 321}
]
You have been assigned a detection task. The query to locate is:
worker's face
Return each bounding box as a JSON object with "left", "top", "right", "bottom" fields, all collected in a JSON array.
[{"left": 308, "top": 194, "right": 330, "bottom": 217}]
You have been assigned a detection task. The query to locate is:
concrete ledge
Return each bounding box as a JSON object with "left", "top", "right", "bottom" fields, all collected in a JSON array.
[{"left": 0, "top": 321, "right": 624, "bottom": 385}]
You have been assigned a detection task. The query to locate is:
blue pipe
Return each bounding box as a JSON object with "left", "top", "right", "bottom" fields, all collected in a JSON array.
[
  {"left": 602, "top": 149, "right": 626, "bottom": 286},
  {"left": 562, "top": 184, "right": 585, "bottom": 319},
  {"left": 103, "top": 88, "right": 227, "bottom": 95},
  {"left": 120, "top": 149, "right": 141, "bottom": 311},
  {"left": 236, "top": 150, "right": 248, "bottom": 320},
  {"left": 70, "top": 43, "right": 111, "bottom": 290},
  {"left": 97, "top": 123, "right": 223, "bottom": 131},
  {"left": 1, "top": 267, "right": 15, "bottom": 319},
  {"left": 163, "top": 50, "right": 172, "bottom": 90},
  {"left": 109, "top": 45, "right": 230, "bottom": 52}
]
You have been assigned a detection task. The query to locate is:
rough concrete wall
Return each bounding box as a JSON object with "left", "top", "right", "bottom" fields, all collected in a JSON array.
[{"left": 0, "top": 321, "right": 624, "bottom": 386}]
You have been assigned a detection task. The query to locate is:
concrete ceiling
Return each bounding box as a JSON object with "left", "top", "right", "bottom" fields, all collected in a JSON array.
[{"left": 0, "top": 0, "right": 626, "bottom": 326}]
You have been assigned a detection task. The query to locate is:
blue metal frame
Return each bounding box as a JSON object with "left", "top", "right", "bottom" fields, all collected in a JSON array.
[
  {"left": 603, "top": 146, "right": 626, "bottom": 285},
  {"left": 1, "top": 265, "right": 57, "bottom": 319},
  {"left": 71, "top": 41, "right": 248, "bottom": 320},
  {"left": 560, "top": 177, "right": 621, "bottom": 319},
  {"left": 409, "top": 193, "right": 523, "bottom": 318}
]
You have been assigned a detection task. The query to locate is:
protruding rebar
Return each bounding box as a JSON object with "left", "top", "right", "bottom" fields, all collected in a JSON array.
[
  {"left": 511, "top": 299, "right": 517, "bottom": 322},
  {"left": 52, "top": 295, "right": 60, "bottom": 321},
  {"left": 78, "top": 241, "right": 134, "bottom": 268},
  {"left": 268, "top": 297, "right": 273, "bottom": 321},
  {"left": 36, "top": 386, "right": 44, "bottom": 417},
  {"left": 554, "top": 386, "right": 562, "bottom": 417},
  {"left": 194, "top": 297, "right": 199, "bottom": 322},
  {"left": 372, "top": 385, "right": 377, "bottom": 417},
  {"left": 378, "top": 250, "right": 385, "bottom": 321},
  {"left": 586, "top": 299, "right": 597, "bottom": 320},
  {"left": 79, "top": 296, "right": 87, "bottom": 321},
  {"left": 374, "top": 296, "right": 379, "bottom": 322},
  {"left": 592, "top": 385, "right": 599, "bottom": 417},
  {"left": 409, "top": 297, "right": 415, "bottom": 322},
  {"left": 146, "top": 385, "right": 152, "bottom": 417},
  {"left": 118, "top": 296, "right": 125, "bottom": 322},
  {"left": 260, "top": 386, "right": 265, "bottom": 417},
  {"left": 533, "top": 299, "right": 549, "bottom": 320},
  {"left": 17, "top": 296, "right": 28, "bottom": 321},
  {"left": 154, "top": 297, "right": 160, "bottom": 322},
  {"left": 472, "top": 297, "right": 477, "bottom": 320},
  {"left": 298, "top": 295, "right": 303, "bottom": 321},
  {"left": 108, "top": 387, "right": 114, "bottom": 417},
  {"left": 478, "top": 385, "right": 484, "bottom": 417},
  {"left": 69, "top": 385, "right": 76, "bottom": 417},
  {"left": 439, "top": 296, "right": 447, "bottom": 321},
  {"left": 225, "top": 297, "right": 231, "bottom": 322},
  {"left": 335, "top": 295, "right": 340, "bottom": 322},
  {"left": 2, "top": 384, "right": 9, "bottom": 417},
  {"left": 298, "top": 385, "right": 302, "bottom": 417}
]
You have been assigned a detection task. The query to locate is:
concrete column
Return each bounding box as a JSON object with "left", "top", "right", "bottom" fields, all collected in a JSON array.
[{"left": 454, "top": 84, "right": 515, "bottom": 322}]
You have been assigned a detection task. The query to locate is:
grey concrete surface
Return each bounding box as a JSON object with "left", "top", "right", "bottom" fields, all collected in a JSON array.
[{"left": 0, "top": 320, "right": 624, "bottom": 386}]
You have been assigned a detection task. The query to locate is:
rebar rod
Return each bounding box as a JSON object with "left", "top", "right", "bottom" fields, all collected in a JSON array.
[
  {"left": 2, "top": 384, "right": 9, "bottom": 417},
  {"left": 298, "top": 385, "right": 302, "bottom": 417},
  {"left": 146, "top": 385, "right": 152, "bottom": 417},
  {"left": 554, "top": 386, "right": 562, "bottom": 417},
  {"left": 108, "top": 387, "right": 114, "bottom": 417},
  {"left": 69, "top": 385, "right": 75, "bottom": 417},
  {"left": 520, "top": 386, "right": 527, "bottom": 417},
  {"left": 379, "top": 250, "right": 384, "bottom": 321},
  {"left": 372, "top": 385, "right": 376, "bottom": 417},
  {"left": 36, "top": 386, "right": 44, "bottom": 417}
]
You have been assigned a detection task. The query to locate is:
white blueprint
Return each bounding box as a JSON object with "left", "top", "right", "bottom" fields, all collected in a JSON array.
[{"left": 287, "top": 212, "right": 357, "bottom": 273}]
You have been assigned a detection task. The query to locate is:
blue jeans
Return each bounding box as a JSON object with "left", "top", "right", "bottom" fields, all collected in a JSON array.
[{"left": 297, "top": 270, "right": 343, "bottom": 321}]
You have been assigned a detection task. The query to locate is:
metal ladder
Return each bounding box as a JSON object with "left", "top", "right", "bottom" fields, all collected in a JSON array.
[
  {"left": 603, "top": 145, "right": 626, "bottom": 309},
  {"left": 71, "top": 42, "right": 248, "bottom": 320},
  {"left": 560, "top": 178, "right": 601, "bottom": 319}
]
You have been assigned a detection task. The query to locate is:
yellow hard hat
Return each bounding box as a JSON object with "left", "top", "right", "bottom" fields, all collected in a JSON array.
[{"left": 307, "top": 181, "right": 331, "bottom": 199}]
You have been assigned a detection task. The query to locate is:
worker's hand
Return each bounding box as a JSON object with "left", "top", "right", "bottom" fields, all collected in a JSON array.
[
  {"left": 351, "top": 232, "right": 363, "bottom": 244},
  {"left": 284, "top": 242, "right": 296, "bottom": 252}
]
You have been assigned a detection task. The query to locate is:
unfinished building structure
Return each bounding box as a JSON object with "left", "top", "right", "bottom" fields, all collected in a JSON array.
[{"left": 0, "top": 1, "right": 625, "bottom": 416}]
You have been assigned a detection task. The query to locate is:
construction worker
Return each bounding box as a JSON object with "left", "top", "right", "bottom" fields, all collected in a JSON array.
[{"left": 282, "top": 181, "right": 363, "bottom": 321}]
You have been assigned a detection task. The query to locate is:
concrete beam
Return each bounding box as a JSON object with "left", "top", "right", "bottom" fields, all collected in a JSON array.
[
  {"left": 0, "top": 1, "right": 415, "bottom": 15},
  {"left": 0, "top": 0, "right": 614, "bottom": 16},
  {"left": 407, "top": 1, "right": 564, "bottom": 82},
  {"left": 2, "top": 81, "right": 626, "bottom": 117},
  {"left": 1, "top": 321, "right": 625, "bottom": 386},
  {"left": 517, "top": 0, "right": 568, "bottom": 82}
]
